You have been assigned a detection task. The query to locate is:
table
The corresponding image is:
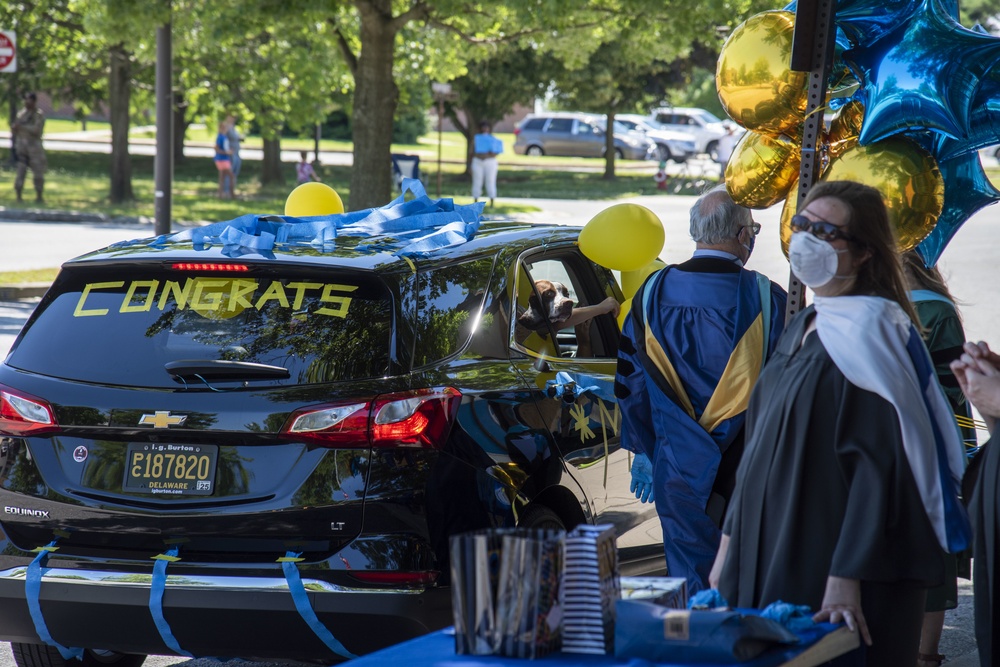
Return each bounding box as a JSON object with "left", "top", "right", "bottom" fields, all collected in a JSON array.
[{"left": 349, "top": 623, "right": 860, "bottom": 667}]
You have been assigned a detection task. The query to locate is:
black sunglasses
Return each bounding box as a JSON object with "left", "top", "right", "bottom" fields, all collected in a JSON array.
[{"left": 791, "top": 214, "right": 853, "bottom": 242}]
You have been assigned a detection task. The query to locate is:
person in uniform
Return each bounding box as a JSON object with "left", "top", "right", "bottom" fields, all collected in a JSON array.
[
  {"left": 614, "top": 184, "right": 786, "bottom": 593},
  {"left": 12, "top": 92, "right": 46, "bottom": 203},
  {"left": 711, "top": 181, "right": 970, "bottom": 664}
]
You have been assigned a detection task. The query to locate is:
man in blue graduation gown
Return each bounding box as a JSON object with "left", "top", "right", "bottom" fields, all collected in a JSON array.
[{"left": 614, "top": 185, "right": 786, "bottom": 592}]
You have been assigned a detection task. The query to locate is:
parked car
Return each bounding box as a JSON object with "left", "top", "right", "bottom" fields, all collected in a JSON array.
[
  {"left": 513, "top": 112, "right": 656, "bottom": 160},
  {"left": 614, "top": 114, "right": 697, "bottom": 163},
  {"left": 648, "top": 107, "right": 742, "bottom": 160},
  {"left": 0, "top": 220, "right": 663, "bottom": 665}
]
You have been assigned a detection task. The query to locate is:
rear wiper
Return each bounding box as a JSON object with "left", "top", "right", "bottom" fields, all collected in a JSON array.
[{"left": 165, "top": 359, "right": 290, "bottom": 382}]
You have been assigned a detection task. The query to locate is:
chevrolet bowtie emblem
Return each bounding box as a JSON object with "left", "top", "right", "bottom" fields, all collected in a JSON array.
[{"left": 138, "top": 411, "right": 187, "bottom": 429}]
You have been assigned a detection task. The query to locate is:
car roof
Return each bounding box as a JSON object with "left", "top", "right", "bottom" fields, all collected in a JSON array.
[{"left": 62, "top": 220, "right": 582, "bottom": 274}]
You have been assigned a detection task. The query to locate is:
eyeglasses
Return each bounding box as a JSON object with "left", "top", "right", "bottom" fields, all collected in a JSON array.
[
  {"left": 790, "top": 214, "right": 853, "bottom": 242},
  {"left": 745, "top": 222, "right": 761, "bottom": 236}
]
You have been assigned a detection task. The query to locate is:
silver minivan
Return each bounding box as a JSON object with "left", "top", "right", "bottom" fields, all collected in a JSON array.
[{"left": 513, "top": 112, "right": 656, "bottom": 160}]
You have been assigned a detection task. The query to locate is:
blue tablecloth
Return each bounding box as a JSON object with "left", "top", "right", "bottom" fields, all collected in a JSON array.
[{"left": 349, "top": 623, "right": 857, "bottom": 667}]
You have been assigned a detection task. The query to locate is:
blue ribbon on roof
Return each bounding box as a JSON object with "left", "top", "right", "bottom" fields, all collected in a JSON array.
[{"left": 145, "top": 179, "right": 484, "bottom": 259}]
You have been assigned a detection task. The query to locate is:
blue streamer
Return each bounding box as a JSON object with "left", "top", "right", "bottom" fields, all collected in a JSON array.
[
  {"left": 280, "top": 552, "right": 357, "bottom": 660},
  {"left": 26, "top": 541, "right": 84, "bottom": 660},
  {"left": 149, "top": 179, "right": 484, "bottom": 260},
  {"left": 149, "top": 546, "right": 193, "bottom": 657},
  {"left": 687, "top": 588, "right": 729, "bottom": 610},
  {"left": 760, "top": 600, "right": 816, "bottom": 632}
]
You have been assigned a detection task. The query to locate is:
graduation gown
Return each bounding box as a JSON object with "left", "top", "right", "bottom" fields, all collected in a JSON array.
[
  {"left": 615, "top": 256, "right": 786, "bottom": 592},
  {"left": 970, "top": 436, "right": 1000, "bottom": 665},
  {"left": 720, "top": 306, "right": 943, "bottom": 616}
]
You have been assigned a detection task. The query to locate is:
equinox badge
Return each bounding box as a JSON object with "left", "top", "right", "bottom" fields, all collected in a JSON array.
[{"left": 139, "top": 411, "right": 187, "bottom": 429}]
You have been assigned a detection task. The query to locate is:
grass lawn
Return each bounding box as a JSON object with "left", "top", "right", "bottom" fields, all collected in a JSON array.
[{"left": 0, "top": 148, "right": 703, "bottom": 226}]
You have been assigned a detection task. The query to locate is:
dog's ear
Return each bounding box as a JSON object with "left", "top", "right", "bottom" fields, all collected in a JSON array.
[{"left": 518, "top": 294, "right": 547, "bottom": 330}]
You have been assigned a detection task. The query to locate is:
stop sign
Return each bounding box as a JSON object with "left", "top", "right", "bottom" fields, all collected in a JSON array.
[{"left": 0, "top": 31, "right": 16, "bottom": 73}]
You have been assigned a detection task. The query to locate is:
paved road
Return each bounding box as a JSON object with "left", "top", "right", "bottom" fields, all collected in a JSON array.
[{"left": 0, "top": 195, "right": 996, "bottom": 665}]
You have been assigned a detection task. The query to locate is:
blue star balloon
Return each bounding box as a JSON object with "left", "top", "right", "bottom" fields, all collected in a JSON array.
[
  {"left": 916, "top": 151, "right": 1000, "bottom": 266},
  {"left": 851, "top": 0, "right": 1000, "bottom": 146},
  {"left": 784, "top": 0, "right": 921, "bottom": 48}
]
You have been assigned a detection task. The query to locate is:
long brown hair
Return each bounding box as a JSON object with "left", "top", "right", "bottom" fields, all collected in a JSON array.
[
  {"left": 800, "top": 181, "right": 920, "bottom": 326},
  {"left": 901, "top": 250, "right": 962, "bottom": 321}
]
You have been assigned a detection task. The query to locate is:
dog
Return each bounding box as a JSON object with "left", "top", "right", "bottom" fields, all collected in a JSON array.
[
  {"left": 517, "top": 279, "right": 575, "bottom": 331},
  {"left": 516, "top": 279, "right": 593, "bottom": 357}
]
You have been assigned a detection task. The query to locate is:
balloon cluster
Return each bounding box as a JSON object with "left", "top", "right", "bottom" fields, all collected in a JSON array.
[
  {"left": 579, "top": 204, "right": 666, "bottom": 326},
  {"left": 716, "top": 2, "right": 1000, "bottom": 265}
]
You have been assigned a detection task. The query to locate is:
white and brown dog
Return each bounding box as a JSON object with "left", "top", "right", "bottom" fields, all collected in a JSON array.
[{"left": 517, "top": 279, "right": 600, "bottom": 357}]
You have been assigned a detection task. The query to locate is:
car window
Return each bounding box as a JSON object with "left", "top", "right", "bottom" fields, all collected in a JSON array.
[
  {"left": 521, "top": 118, "right": 546, "bottom": 131},
  {"left": 412, "top": 256, "right": 496, "bottom": 368},
  {"left": 576, "top": 122, "right": 596, "bottom": 136},
  {"left": 617, "top": 120, "right": 636, "bottom": 131},
  {"left": 546, "top": 118, "right": 573, "bottom": 133},
  {"left": 512, "top": 254, "right": 617, "bottom": 359},
  {"left": 8, "top": 266, "right": 394, "bottom": 388}
]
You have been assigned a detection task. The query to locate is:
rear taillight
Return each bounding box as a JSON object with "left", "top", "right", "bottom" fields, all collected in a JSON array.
[
  {"left": 281, "top": 387, "right": 461, "bottom": 449},
  {"left": 513, "top": 127, "right": 521, "bottom": 136},
  {"left": 0, "top": 384, "right": 59, "bottom": 436},
  {"left": 170, "top": 263, "right": 250, "bottom": 272}
]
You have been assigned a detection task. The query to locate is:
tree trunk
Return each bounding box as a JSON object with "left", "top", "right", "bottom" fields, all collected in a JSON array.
[
  {"left": 604, "top": 109, "right": 616, "bottom": 180},
  {"left": 109, "top": 44, "right": 134, "bottom": 203},
  {"left": 457, "top": 108, "right": 476, "bottom": 177},
  {"left": 349, "top": 2, "right": 399, "bottom": 210},
  {"left": 173, "top": 94, "right": 190, "bottom": 164},
  {"left": 261, "top": 137, "right": 284, "bottom": 185}
]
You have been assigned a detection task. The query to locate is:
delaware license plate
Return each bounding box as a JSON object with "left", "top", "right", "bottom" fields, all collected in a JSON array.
[{"left": 123, "top": 443, "right": 218, "bottom": 496}]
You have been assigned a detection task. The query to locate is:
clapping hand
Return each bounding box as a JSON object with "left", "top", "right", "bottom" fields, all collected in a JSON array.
[{"left": 952, "top": 341, "right": 1000, "bottom": 434}]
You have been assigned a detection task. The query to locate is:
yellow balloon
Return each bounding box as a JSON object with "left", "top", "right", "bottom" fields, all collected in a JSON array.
[
  {"left": 778, "top": 181, "right": 800, "bottom": 257},
  {"left": 823, "top": 138, "right": 943, "bottom": 251},
  {"left": 579, "top": 204, "right": 665, "bottom": 272},
  {"left": 284, "top": 182, "right": 345, "bottom": 217},
  {"left": 717, "top": 11, "right": 809, "bottom": 136},
  {"left": 825, "top": 100, "right": 864, "bottom": 160},
  {"left": 726, "top": 131, "right": 801, "bottom": 209},
  {"left": 617, "top": 297, "right": 633, "bottom": 329},
  {"left": 621, "top": 259, "right": 667, "bottom": 298}
]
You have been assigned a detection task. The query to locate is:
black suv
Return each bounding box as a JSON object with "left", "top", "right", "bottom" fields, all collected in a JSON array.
[{"left": 0, "top": 221, "right": 663, "bottom": 665}]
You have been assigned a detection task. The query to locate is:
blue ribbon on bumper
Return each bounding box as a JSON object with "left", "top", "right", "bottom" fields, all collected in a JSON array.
[
  {"left": 143, "top": 179, "right": 483, "bottom": 259},
  {"left": 149, "top": 546, "right": 193, "bottom": 658},
  {"left": 280, "top": 551, "right": 357, "bottom": 660},
  {"left": 26, "top": 541, "right": 84, "bottom": 661}
]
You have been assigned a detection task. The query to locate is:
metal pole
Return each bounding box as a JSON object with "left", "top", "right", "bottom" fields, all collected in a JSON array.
[
  {"left": 436, "top": 97, "right": 443, "bottom": 199},
  {"left": 785, "top": 0, "right": 836, "bottom": 322},
  {"left": 154, "top": 12, "right": 173, "bottom": 236},
  {"left": 314, "top": 121, "right": 321, "bottom": 163}
]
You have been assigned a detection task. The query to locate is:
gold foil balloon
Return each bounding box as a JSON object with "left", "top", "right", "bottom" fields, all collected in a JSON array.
[
  {"left": 825, "top": 100, "right": 864, "bottom": 160},
  {"left": 823, "top": 138, "right": 943, "bottom": 250},
  {"left": 717, "top": 11, "right": 809, "bottom": 136},
  {"left": 779, "top": 182, "right": 800, "bottom": 257},
  {"left": 726, "top": 131, "right": 801, "bottom": 209}
]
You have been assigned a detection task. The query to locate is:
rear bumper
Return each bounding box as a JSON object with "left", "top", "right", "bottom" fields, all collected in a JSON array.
[{"left": 0, "top": 566, "right": 452, "bottom": 661}]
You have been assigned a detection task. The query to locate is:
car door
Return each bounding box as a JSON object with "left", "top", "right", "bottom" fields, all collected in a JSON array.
[
  {"left": 572, "top": 120, "right": 604, "bottom": 157},
  {"left": 542, "top": 117, "right": 575, "bottom": 156},
  {"left": 508, "top": 246, "right": 663, "bottom": 574}
]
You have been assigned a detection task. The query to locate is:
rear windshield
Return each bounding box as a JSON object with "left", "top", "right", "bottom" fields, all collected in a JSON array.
[{"left": 8, "top": 266, "right": 394, "bottom": 387}]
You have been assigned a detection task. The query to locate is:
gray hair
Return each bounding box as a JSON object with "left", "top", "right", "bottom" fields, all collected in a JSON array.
[{"left": 689, "top": 184, "right": 752, "bottom": 244}]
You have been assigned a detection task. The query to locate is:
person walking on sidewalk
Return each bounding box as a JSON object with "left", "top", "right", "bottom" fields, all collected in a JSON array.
[
  {"left": 214, "top": 121, "right": 234, "bottom": 199},
  {"left": 12, "top": 92, "right": 46, "bottom": 203}
]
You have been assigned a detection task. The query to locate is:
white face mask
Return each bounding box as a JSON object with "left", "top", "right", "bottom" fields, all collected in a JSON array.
[{"left": 788, "top": 231, "right": 850, "bottom": 289}]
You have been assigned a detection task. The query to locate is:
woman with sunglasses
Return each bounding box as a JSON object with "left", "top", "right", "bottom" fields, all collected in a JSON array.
[{"left": 708, "top": 181, "right": 970, "bottom": 664}]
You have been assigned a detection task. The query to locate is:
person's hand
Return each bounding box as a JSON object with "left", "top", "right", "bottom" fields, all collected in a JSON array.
[
  {"left": 599, "top": 296, "right": 620, "bottom": 320},
  {"left": 708, "top": 534, "right": 730, "bottom": 590},
  {"left": 629, "top": 452, "right": 654, "bottom": 503},
  {"left": 952, "top": 341, "right": 1000, "bottom": 434},
  {"left": 812, "top": 576, "right": 871, "bottom": 646}
]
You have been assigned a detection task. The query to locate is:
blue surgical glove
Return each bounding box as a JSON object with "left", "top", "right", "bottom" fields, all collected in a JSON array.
[{"left": 630, "top": 452, "right": 654, "bottom": 504}]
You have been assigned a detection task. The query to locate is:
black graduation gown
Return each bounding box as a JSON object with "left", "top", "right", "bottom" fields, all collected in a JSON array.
[
  {"left": 970, "top": 436, "right": 1000, "bottom": 665},
  {"left": 719, "top": 307, "right": 943, "bottom": 657}
]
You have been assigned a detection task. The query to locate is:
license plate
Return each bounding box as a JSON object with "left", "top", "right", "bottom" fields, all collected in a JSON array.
[{"left": 123, "top": 443, "right": 218, "bottom": 496}]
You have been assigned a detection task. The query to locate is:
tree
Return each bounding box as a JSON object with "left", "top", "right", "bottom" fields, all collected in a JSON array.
[{"left": 445, "top": 46, "right": 554, "bottom": 174}]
